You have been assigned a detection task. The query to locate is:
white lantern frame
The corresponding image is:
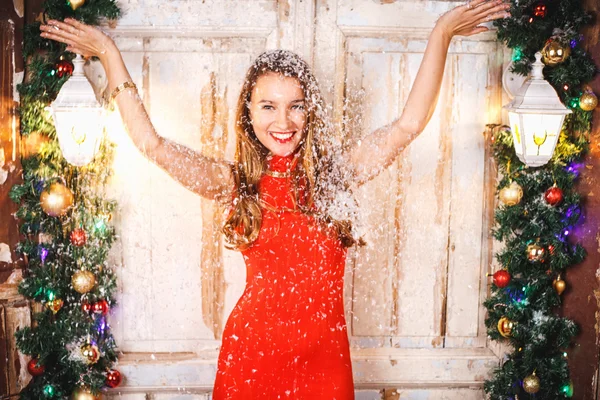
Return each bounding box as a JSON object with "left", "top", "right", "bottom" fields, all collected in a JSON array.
[
  {"left": 503, "top": 52, "right": 572, "bottom": 167},
  {"left": 47, "top": 54, "right": 104, "bottom": 167}
]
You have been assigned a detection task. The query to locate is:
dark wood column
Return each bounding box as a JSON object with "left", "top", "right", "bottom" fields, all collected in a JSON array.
[
  {"left": 562, "top": 1, "right": 600, "bottom": 399},
  {"left": 0, "top": 0, "right": 26, "bottom": 396},
  {"left": 0, "top": 0, "right": 49, "bottom": 395}
]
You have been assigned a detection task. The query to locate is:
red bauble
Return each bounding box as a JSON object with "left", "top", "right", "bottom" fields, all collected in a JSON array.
[
  {"left": 533, "top": 2, "right": 547, "bottom": 18},
  {"left": 70, "top": 228, "right": 87, "bottom": 246},
  {"left": 56, "top": 59, "right": 74, "bottom": 78},
  {"left": 81, "top": 302, "right": 92, "bottom": 313},
  {"left": 493, "top": 270, "right": 511, "bottom": 288},
  {"left": 92, "top": 299, "right": 109, "bottom": 315},
  {"left": 544, "top": 186, "right": 564, "bottom": 206},
  {"left": 27, "top": 358, "right": 45, "bottom": 376},
  {"left": 105, "top": 369, "right": 123, "bottom": 388}
]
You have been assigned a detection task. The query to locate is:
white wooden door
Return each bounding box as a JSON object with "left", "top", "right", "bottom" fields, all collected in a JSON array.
[
  {"left": 103, "top": 0, "right": 505, "bottom": 398},
  {"left": 313, "top": 0, "right": 505, "bottom": 397}
]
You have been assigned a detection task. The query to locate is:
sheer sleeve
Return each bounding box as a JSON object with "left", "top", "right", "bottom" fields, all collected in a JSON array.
[
  {"left": 345, "top": 119, "right": 420, "bottom": 185},
  {"left": 344, "top": 25, "right": 452, "bottom": 186},
  {"left": 114, "top": 88, "right": 234, "bottom": 202}
]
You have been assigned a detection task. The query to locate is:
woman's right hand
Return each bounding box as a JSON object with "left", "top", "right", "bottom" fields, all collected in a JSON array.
[{"left": 40, "top": 18, "right": 117, "bottom": 63}]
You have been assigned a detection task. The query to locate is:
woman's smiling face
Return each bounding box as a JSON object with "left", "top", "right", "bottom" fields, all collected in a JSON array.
[{"left": 249, "top": 72, "right": 307, "bottom": 156}]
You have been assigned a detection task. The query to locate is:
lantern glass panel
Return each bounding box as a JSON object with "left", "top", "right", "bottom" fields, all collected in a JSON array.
[
  {"left": 508, "top": 111, "right": 523, "bottom": 156},
  {"left": 521, "top": 113, "right": 562, "bottom": 158},
  {"left": 52, "top": 108, "right": 103, "bottom": 166}
]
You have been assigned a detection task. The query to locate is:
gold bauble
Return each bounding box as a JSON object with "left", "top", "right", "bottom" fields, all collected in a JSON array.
[
  {"left": 40, "top": 183, "right": 73, "bottom": 217},
  {"left": 553, "top": 275, "right": 567, "bottom": 295},
  {"left": 497, "top": 317, "right": 514, "bottom": 338},
  {"left": 80, "top": 343, "right": 100, "bottom": 364},
  {"left": 527, "top": 243, "right": 545, "bottom": 262},
  {"left": 46, "top": 298, "right": 64, "bottom": 314},
  {"left": 499, "top": 181, "right": 523, "bottom": 206},
  {"left": 542, "top": 39, "right": 571, "bottom": 66},
  {"left": 71, "top": 386, "right": 101, "bottom": 400},
  {"left": 72, "top": 270, "right": 96, "bottom": 294},
  {"left": 69, "top": 0, "right": 85, "bottom": 10},
  {"left": 579, "top": 91, "right": 598, "bottom": 112},
  {"left": 523, "top": 372, "right": 541, "bottom": 394}
]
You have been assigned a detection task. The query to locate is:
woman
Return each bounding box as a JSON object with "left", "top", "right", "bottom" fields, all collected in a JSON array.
[{"left": 40, "top": 1, "right": 510, "bottom": 398}]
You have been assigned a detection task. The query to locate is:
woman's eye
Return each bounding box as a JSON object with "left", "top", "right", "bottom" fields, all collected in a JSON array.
[
  {"left": 262, "top": 105, "right": 274, "bottom": 110},
  {"left": 292, "top": 104, "right": 305, "bottom": 110}
]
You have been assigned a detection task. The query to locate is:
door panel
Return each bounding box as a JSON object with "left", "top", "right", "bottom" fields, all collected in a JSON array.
[{"left": 106, "top": 0, "right": 503, "bottom": 394}]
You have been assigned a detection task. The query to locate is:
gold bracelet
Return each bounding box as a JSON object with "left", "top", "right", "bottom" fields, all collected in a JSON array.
[{"left": 110, "top": 81, "right": 137, "bottom": 102}]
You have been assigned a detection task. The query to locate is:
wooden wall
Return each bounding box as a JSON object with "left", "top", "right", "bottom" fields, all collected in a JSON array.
[
  {"left": 561, "top": 0, "right": 600, "bottom": 398},
  {"left": 0, "top": 0, "right": 30, "bottom": 397},
  {"left": 2, "top": 0, "right": 598, "bottom": 399}
]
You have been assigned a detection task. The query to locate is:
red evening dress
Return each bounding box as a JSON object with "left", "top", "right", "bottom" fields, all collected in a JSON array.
[{"left": 212, "top": 154, "right": 354, "bottom": 399}]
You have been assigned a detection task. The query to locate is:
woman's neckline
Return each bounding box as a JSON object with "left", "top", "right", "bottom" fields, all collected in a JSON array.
[{"left": 266, "top": 152, "right": 300, "bottom": 174}]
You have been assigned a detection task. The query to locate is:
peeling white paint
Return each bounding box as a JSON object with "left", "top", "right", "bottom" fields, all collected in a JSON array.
[
  {"left": 12, "top": 0, "right": 24, "bottom": 18},
  {"left": 0, "top": 243, "right": 12, "bottom": 263},
  {"left": 5, "top": 269, "right": 21, "bottom": 284},
  {"left": 0, "top": 148, "right": 7, "bottom": 185},
  {"left": 13, "top": 71, "right": 23, "bottom": 103}
]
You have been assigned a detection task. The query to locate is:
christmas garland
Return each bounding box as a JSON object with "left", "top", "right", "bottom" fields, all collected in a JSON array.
[
  {"left": 10, "top": 0, "right": 122, "bottom": 398},
  {"left": 484, "top": 0, "right": 597, "bottom": 398}
]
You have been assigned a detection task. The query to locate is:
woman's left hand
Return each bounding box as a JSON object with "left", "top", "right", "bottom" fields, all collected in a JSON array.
[{"left": 437, "top": 0, "right": 511, "bottom": 38}]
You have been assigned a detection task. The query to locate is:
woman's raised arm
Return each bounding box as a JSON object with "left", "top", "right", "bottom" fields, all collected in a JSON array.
[
  {"left": 347, "top": 0, "right": 510, "bottom": 185},
  {"left": 40, "top": 19, "right": 233, "bottom": 201}
]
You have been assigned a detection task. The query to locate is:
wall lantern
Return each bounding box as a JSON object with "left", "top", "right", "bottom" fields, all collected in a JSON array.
[
  {"left": 504, "top": 52, "right": 572, "bottom": 167},
  {"left": 47, "top": 54, "right": 103, "bottom": 167}
]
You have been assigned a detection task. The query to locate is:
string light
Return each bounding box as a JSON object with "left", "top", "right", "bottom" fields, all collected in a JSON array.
[
  {"left": 512, "top": 47, "right": 524, "bottom": 62},
  {"left": 43, "top": 385, "right": 55, "bottom": 397},
  {"left": 562, "top": 382, "right": 574, "bottom": 397},
  {"left": 569, "top": 98, "right": 580, "bottom": 108},
  {"left": 39, "top": 247, "right": 49, "bottom": 263},
  {"left": 94, "top": 218, "right": 107, "bottom": 233}
]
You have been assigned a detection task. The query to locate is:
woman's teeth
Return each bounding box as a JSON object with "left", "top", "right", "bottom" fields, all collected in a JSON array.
[{"left": 270, "top": 131, "right": 295, "bottom": 142}]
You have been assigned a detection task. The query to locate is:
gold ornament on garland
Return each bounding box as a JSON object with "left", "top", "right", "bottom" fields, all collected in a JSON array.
[
  {"left": 523, "top": 372, "right": 541, "bottom": 394},
  {"left": 69, "top": 0, "right": 86, "bottom": 10},
  {"left": 553, "top": 274, "right": 567, "bottom": 295},
  {"left": 81, "top": 343, "right": 100, "bottom": 364},
  {"left": 40, "top": 182, "right": 73, "bottom": 217},
  {"left": 497, "top": 316, "right": 514, "bottom": 338},
  {"left": 527, "top": 242, "right": 545, "bottom": 262},
  {"left": 579, "top": 91, "right": 598, "bottom": 112},
  {"left": 72, "top": 270, "right": 96, "bottom": 294},
  {"left": 541, "top": 38, "right": 571, "bottom": 66},
  {"left": 46, "top": 298, "right": 64, "bottom": 314},
  {"left": 72, "top": 386, "right": 100, "bottom": 400},
  {"left": 499, "top": 181, "right": 523, "bottom": 206}
]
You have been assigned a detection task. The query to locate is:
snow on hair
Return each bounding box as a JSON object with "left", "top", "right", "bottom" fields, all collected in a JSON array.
[{"left": 222, "top": 50, "right": 361, "bottom": 250}]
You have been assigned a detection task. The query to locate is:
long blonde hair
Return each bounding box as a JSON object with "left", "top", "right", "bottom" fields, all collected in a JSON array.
[{"left": 222, "top": 50, "right": 358, "bottom": 250}]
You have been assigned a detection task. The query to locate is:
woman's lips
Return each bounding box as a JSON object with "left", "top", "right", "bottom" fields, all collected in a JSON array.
[{"left": 269, "top": 131, "right": 296, "bottom": 144}]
